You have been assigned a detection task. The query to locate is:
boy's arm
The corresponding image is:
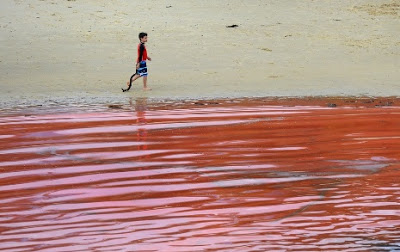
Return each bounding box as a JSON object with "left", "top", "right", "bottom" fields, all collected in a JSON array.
[
  {"left": 137, "top": 44, "right": 144, "bottom": 63},
  {"left": 136, "top": 44, "right": 144, "bottom": 69}
]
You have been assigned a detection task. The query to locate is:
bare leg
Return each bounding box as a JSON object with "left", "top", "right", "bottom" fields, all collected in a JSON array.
[{"left": 143, "top": 76, "right": 151, "bottom": 90}]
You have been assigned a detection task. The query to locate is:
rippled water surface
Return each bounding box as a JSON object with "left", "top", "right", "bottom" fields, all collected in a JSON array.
[{"left": 1, "top": 99, "right": 400, "bottom": 251}]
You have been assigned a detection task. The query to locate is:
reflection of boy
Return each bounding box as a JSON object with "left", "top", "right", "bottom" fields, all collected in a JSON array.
[{"left": 126, "top": 32, "right": 152, "bottom": 90}]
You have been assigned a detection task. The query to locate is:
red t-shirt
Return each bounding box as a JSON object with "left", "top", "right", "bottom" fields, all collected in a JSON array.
[{"left": 137, "top": 43, "right": 147, "bottom": 63}]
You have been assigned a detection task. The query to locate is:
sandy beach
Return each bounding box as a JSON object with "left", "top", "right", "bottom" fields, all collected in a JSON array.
[{"left": 1, "top": 0, "right": 399, "bottom": 109}]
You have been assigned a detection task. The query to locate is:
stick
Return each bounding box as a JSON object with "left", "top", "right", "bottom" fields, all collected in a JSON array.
[{"left": 122, "top": 72, "right": 137, "bottom": 92}]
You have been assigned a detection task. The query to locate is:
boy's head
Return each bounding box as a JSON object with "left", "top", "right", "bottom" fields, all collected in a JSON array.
[{"left": 139, "top": 32, "right": 148, "bottom": 43}]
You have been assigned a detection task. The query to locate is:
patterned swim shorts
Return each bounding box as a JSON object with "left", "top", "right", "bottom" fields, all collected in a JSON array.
[{"left": 137, "top": 61, "right": 148, "bottom": 77}]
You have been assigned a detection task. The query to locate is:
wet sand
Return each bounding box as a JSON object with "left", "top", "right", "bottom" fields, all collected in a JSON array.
[{"left": 1, "top": 98, "right": 400, "bottom": 251}]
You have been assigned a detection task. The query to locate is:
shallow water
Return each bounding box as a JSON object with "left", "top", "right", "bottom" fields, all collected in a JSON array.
[{"left": 1, "top": 99, "right": 400, "bottom": 251}]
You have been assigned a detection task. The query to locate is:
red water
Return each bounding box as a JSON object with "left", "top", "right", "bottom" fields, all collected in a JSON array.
[{"left": 1, "top": 98, "right": 400, "bottom": 251}]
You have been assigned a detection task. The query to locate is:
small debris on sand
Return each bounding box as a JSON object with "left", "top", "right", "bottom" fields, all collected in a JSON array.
[{"left": 108, "top": 104, "right": 123, "bottom": 109}]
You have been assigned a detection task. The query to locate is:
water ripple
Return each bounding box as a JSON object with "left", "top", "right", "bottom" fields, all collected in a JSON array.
[{"left": 1, "top": 101, "right": 400, "bottom": 251}]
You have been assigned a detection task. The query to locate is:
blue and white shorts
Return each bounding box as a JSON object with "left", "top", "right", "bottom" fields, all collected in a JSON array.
[{"left": 137, "top": 61, "right": 148, "bottom": 77}]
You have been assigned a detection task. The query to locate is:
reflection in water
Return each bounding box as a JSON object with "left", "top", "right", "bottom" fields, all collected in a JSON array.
[
  {"left": 0, "top": 102, "right": 400, "bottom": 251},
  {"left": 134, "top": 98, "right": 148, "bottom": 160}
]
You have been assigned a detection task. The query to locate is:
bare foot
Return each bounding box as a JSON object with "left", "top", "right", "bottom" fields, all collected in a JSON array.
[{"left": 143, "top": 87, "right": 152, "bottom": 91}]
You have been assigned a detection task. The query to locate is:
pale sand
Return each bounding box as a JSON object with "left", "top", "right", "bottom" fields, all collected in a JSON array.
[{"left": 0, "top": 0, "right": 399, "bottom": 108}]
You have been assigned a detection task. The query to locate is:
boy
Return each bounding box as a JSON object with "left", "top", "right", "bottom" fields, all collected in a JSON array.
[{"left": 123, "top": 32, "right": 152, "bottom": 92}]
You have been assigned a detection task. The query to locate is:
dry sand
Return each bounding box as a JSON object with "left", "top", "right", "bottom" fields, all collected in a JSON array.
[{"left": 0, "top": 0, "right": 399, "bottom": 108}]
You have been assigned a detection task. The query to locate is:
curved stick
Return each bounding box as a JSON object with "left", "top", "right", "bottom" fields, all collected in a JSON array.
[{"left": 122, "top": 72, "right": 137, "bottom": 92}]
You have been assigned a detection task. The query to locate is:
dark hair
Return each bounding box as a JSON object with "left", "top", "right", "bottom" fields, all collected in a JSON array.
[{"left": 139, "top": 32, "right": 147, "bottom": 39}]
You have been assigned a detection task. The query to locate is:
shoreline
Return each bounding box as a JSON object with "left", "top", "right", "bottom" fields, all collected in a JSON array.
[{"left": 2, "top": 95, "right": 400, "bottom": 117}]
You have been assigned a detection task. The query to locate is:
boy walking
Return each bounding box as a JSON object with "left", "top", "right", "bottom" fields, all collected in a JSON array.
[{"left": 123, "top": 32, "right": 152, "bottom": 92}]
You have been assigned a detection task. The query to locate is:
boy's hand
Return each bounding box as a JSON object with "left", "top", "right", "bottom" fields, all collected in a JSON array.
[
  {"left": 147, "top": 57, "right": 152, "bottom": 61},
  {"left": 136, "top": 63, "right": 140, "bottom": 69}
]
